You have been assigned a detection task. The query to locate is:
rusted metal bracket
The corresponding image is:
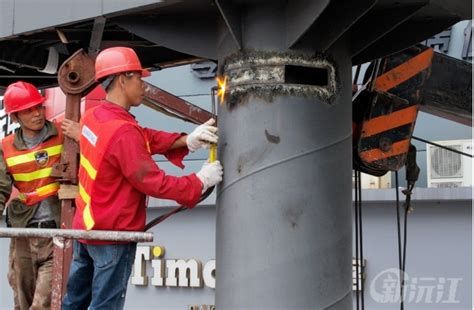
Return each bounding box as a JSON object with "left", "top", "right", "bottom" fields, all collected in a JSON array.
[
  {"left": 143, "top": 81, "right": 214, "bottom": 125},
  {"left": 52, "top": 49, "right": 96, "bottom": 182},
  {"left": 88, "top": 16, "right": 106, "bottom": 56},
  {"left": 51, "top": 49, "right": 97, "bottom": 310}
]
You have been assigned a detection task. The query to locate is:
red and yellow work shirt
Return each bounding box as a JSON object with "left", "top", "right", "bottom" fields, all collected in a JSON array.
[{"left": 74, "top": 101, "right": 202, "bottom": 241}]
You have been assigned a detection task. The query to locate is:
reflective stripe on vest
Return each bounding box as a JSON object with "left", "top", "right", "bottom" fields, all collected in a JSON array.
[
  {"left": 76, "top": 107, "right": 150, "bottom": 230},
  {"left": 6, "top": 145, "right": 63, "bottom": 167},
  {"left": 80, "top": 154, "right": 97, "bottom": 180},
  {"left": 2, "top": 122, "right": 64, "bottom": 206},
  {"left": 78, "top": 183, "right": 95, "bottom": 230},
  {"left": 12, "top": 167, "right": 53, "bottom": 182},
  {"left": 18, "top": 182, "right": 60, "bottom": 203}
]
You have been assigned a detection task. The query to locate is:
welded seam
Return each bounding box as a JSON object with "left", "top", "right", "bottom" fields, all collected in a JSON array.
[
  {"left": 321, "top": 289, "right": 352, "bottom": 309},
  {"left": 221, "top": 50, "right": 340, "bottom": 108},
  {"left": 217, "top": 133, "right": 351, "bottom": 197}
]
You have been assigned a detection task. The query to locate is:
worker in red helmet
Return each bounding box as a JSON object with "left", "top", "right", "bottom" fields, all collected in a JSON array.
[
  {"left": 0, "top": 81, "right": 79, "bottom": 309},
  {"left": 62, "top": 46, "right": 223, "bottom": 309}
]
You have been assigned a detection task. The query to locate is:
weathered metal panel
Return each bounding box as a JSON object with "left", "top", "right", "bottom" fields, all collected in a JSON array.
[
  {"left": 0, "top": 0, "right": 14, "bottom": 38},
  {"left": 295, "top": 0, "right": 377, "bottom": 52},
  {"left": 353, "top": 14, "right": 460, "bottom": 65},
  {"left": 101, "top": 0, "right": 166, "bottom": 15},
  {"left": 420, "top": 51, "right": 472, "bottom": 126},
  {"left": 117, "top": 16, "right": 218, "bottom": 60},
  {"left": 6, "top": 0, "right": 166, "bottom": 37},
  {"left": 350, "top": 3, "right": 428, "bottom": 56},
  {"left": 12, "top": 0, "right": 102, "bottom": 34},
  {"left": 285, "top": 0, "right": 330, "bottom": 48}
]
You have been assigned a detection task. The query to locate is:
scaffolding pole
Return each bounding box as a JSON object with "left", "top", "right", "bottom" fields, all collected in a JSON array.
[{"left": 0, "top": 228, "right": 153, "bottom": 243}]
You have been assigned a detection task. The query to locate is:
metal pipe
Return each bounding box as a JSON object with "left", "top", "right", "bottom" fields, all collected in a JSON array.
[
  {"left": 0, "top": 228, "right": 153, "bottom": 242},
  {"left": 215, "top": 5, "right": 352, "bottom": 308}
]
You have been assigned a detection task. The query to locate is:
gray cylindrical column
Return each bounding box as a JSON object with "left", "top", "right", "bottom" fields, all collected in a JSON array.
[{"left": 216, "top": 5, "right": 353, "bottom": 309}]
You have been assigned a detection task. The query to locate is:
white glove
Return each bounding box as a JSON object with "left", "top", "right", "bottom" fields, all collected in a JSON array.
[
  {"left": 196, "top": 161, "right": 223, "bottom": 193},
  {"left": 186, "top": 119, "right": 218, "bottom": 152}
]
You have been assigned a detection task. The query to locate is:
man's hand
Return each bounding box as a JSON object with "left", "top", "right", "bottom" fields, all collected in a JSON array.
[
  {"left": 62, "top": 119, "right": 80, "bottom": 142},
  {"left": 186, "top": 119, "right": 218, "bottom": 152},
  {"left": 196, "top": 160, "right": 223, "bottom": 193}
]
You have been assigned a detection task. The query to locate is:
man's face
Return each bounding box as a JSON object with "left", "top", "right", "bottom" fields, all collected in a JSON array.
[
  {"left": 122, "top": 71, "right": 145, "bottom": 107},
  {"left": 15, "top": 105, "right": 46, "bottom": 132}
]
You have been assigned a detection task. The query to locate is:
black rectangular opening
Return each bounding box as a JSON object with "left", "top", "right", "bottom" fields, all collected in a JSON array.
[{"left": 284, "top": 65, "right": 328, "bottom": 86}]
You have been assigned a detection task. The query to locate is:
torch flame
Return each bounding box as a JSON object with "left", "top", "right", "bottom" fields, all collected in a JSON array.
[{"left": 216, "top": 76, "right": 227, "bottom": 104}]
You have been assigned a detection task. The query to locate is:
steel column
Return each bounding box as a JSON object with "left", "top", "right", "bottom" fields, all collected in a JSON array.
[
  {"left": 216, "top": 3, "right": 353, "bottom": 309},
  {"left": 51, "top": 49, "right": 96, "bottom": 309}
]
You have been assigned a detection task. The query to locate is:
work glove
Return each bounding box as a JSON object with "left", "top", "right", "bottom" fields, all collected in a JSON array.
[
  {"left": 196, "top": 160, "right": 224, "bottom": 193},
  {"left": 186, "top": 119, "right": 218, "bottom": 152}
]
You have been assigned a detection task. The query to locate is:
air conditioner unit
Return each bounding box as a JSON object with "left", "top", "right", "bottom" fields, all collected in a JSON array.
[{"left": 427, "top": 139, "right": 472, "bottom": 188}]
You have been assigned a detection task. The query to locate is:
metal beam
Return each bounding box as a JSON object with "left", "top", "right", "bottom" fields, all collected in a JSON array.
[
  {"left": 353, "top": 15, "right": 460, "bottom": 64},
  {"left": 351, "top": 2, "right": 429, "bottom": 56},
  {"left": 0, "top": 42, "right": 49, "bottom": 70},
  {"left": 215, "top": 0, "right": 242, "bottom": 50},
  {"left": 143, "top": 81, "right": 214, "bottom": 125},
  {"left": 294, "top": 0, "right": 376, "bottom": 52},
  {"left": 51, "top": 49, "right": 97, "bottom": 309},
  {"left": 116, "top": 15, "right": 218, "bottom": 60},
  {"left": 419, "top": 52, "right": 472, "bottom": 126},
  {"left": 285, "top": 0, "right": 330, "bottom": 49},
  {"left": 88, "top": 16, "right": 107, "bottom": 56}
]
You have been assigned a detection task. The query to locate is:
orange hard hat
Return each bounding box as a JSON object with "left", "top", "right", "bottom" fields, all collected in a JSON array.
[
  {"left": 3, "top": 81, "right": 45, "bottom": 114},
  {"left": 95, "top": 47, "right": 151, "bottom": 81}
]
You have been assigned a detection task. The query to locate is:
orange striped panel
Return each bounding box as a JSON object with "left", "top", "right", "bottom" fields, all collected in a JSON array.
[
  {"left": 375, "top": 48, "right": 434, "bottom": 92},
  {"left": 361, "top": 105, "right": 418, "bottom": 138},
  {"left": 360, "top": 139, "right": 410, "bottom": 162}
]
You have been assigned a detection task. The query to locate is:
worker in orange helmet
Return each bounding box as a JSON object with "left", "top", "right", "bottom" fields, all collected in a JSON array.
[
  {"left": 0, "top": 81, "right": 79, "bottom": 309},
  {"left": 62, "top": 46, "right": 223, "bottom": 309}
]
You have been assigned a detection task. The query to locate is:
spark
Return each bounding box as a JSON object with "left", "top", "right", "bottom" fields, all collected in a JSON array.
[{"left": 216, "top": 76, "right": 227, "bottom": 104}]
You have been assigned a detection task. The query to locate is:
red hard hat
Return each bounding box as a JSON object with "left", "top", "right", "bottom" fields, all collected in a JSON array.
[
  {"left": 3, "top": 81, "right": 45, "bottom": 114},
  {"left": 95, "top": 47, "right": 151, "bottom": 81}
]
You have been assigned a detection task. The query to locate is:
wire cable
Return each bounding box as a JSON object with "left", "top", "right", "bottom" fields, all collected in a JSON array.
[
  {"left": 395, "top": 171, "right": 404, "bottom": 309},
  {"left": 144, "top": 186, "right": 214, "bottom": 231},
  {"left": 401, "top": 184, "right": 412, "bottom": 310},
  {"left": 357, "top": 170, "right": 365, "bottom": 310},
  {"left": 412, "top": 136, "right": 473, "bottom": 158},
  {"left": 354, "top": 170, "right": 360, "bottom": 310},
  {"left": 395, "top": 172, "right": 403, "bottom": 284}
]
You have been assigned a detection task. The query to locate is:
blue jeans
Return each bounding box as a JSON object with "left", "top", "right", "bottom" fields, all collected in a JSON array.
[{"left": 62, "top": 241, "right": 137, "bottom": 310}]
